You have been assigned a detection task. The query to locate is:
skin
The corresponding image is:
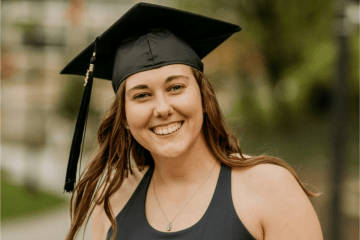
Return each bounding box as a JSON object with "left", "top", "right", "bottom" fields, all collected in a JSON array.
[{"left": 92, "top": 64, "right": 323, "bottom": 240}]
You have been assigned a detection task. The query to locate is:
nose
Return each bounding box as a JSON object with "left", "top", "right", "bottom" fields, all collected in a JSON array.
[{"left": 153, "top": 94, "right": 173, "bottom": 118}]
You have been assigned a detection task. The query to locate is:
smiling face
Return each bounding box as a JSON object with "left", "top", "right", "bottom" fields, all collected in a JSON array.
[{"left": 124, "top": 64, "right": 206, "bottom": 160}]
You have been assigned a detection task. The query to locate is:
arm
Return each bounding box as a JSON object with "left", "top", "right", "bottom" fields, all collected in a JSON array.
[
  {"left": 232, "top": 164, "right": 323, "bottom": 240},
  {"left": 259, "top": 164, "right": 323, "bottom": 240}
]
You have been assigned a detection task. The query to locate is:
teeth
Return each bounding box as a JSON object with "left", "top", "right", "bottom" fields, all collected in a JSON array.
[{"left": 153, "top": 122, "right": 182, "bottom": 135}]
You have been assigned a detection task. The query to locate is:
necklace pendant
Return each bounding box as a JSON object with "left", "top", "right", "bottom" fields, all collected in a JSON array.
[{"left": 167, "top": 222, "right": 172, "bottom": 231}]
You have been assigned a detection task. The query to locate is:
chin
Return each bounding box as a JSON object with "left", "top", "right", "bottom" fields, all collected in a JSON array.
[{"left": 151, "top": 143, "right": 189, "bottom": 160}]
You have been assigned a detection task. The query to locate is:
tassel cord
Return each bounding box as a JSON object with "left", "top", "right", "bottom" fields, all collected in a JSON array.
[{"left": 64, "top": 71, "right": 94, "bottom": 192}]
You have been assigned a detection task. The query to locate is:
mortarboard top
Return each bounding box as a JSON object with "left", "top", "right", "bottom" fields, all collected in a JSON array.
[
  {"left": 61, "top": 2, "right": 241, "bottom": 91},
  {"left": 61, "top": 2, "right": 241, "bottom": 193}
]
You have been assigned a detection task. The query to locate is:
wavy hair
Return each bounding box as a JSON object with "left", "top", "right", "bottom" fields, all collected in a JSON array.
[{"left": 66, "top": 67, "right": 317, "bottom": 240}]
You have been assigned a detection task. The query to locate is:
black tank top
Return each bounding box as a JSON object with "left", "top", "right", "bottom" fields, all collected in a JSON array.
[{"left": 107, "top": 165, "right": 255, "bottom": 240}]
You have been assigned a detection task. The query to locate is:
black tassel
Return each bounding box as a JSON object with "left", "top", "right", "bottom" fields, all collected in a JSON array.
[{"left": 64, "top": 38, "right": 99, "bottom": 193}]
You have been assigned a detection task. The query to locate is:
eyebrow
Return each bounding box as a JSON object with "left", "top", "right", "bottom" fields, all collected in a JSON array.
[{"left": 126, "top": 75, "right": 189, "bottom": 96}]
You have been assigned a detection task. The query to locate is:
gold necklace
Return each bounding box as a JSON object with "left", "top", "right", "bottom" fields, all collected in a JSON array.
[{"left": 152, "top": 163, "right": 217, "bottom": 231}]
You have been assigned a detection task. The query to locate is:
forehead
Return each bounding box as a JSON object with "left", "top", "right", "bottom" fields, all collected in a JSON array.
[{"left": 125, "top": 64, "right": 194, "bottom": 90}]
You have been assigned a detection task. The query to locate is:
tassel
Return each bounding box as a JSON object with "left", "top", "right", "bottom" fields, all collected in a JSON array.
[{"left": 64, "top": 38, "right": 99, "bottom": 193}]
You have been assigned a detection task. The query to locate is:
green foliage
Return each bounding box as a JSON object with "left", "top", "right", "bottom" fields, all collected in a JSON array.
[
  {"left": 1, "top": 174, "right": 66, "bottom": 221},
  {"left": 235, "top": 0, "right": 335, "bottom": 84},
  {"left": 207, "top": 0, "right": 359, "bottom": 131}
]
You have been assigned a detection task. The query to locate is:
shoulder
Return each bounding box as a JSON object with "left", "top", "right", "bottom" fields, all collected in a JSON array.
[
  {"left": 232, "top": 163, "right": 297, "bottom": 191},
  {"left": 91, "top": 166, "right": 150, "bottom": 240},
  {"left": 231, "top": 164, "right": 323, "bottom": 240},
  {"left": 231, "top": 162, "right": 301, "bottom": 203}
]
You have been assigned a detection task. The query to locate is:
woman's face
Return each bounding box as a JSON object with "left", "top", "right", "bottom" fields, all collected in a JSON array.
[{"left": 124, "top": 64, "right": 205, "bottom": 159}]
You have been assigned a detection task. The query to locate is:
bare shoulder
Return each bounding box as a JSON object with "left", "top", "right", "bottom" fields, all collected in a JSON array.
[
  {"left": 232, "top": 163, "right": 298, "bottom": 189},
  {"left": 232, "top": 164, "right": 323, "bottom": 240},
  {"left": 91, "top": 166, "right": 150, "bottom": 240}
]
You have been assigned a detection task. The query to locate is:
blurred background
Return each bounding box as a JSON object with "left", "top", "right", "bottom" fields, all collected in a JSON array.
[{"left": 1, "top": 0, "right": 359, "bottom": 239}]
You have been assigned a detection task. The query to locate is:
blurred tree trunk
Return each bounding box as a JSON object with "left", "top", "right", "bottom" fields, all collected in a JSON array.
[{"left": 329, "top": 0, "right": 350, "bottom": 239}]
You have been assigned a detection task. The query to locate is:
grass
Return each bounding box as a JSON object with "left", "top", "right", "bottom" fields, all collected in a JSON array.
[{"left": 1, "top": 176, "right": 67, "bottom": 221}]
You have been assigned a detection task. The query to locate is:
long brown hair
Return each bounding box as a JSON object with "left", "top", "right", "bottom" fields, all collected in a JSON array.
[{"left": 66, "top": 67, "right": 317, "bottom": 240}]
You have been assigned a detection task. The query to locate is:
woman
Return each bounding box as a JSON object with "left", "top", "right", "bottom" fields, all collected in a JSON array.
[{"left": 61, "top": 3, "right": 323, "bottom": 240}]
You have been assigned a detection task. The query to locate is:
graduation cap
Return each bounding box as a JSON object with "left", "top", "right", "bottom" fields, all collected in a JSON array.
[{"left": 61, "top": 2, "right": 241, "bottom": 192}]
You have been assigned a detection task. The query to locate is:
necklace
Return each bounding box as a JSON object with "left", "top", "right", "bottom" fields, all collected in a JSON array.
[{"left": 152, "top": 163, "right": 217, "bottom": 231}]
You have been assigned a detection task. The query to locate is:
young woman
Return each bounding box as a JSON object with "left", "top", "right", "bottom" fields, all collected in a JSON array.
[{"left": 61, "top": 3, "right": 323, "bottom": 240}]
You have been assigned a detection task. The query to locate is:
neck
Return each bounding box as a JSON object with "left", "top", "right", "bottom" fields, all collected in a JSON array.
[{"left": 151, "top": 138, "right": 219, "bottom": 187}]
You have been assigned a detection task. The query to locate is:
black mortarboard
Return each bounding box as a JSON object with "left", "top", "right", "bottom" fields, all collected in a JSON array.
[{"left": 61, "top": 2, "right": 241, "bottom": 192}]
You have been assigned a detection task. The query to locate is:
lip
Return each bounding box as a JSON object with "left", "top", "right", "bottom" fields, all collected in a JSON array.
[
  {"left": 150, "top": 121, "right": 184, "bottom": 136},
  {"left": 150, "top": 120, "right": 184, "bottom": 129}
]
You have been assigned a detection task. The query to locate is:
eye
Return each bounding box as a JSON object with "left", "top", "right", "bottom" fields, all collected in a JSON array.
[
  {"left": 168, "top": 84, "right": 184, "bottom": 92},
  {"left": 133, "top": 93, "right": 151, "bottom": 100}
]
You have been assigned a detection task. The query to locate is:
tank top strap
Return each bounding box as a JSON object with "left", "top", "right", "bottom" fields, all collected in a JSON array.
[
  {"left": 199, "top": 164, "right": 235, "bottom": 218},
  {"left": 121, "top": 166, "right": 154, "bottom": 221},
  {"left": 107, "top": 166, "right": 154, "bottom": 239}
]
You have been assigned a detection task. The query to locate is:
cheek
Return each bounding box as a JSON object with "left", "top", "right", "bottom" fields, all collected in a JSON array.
[
  {"left": 125, "top": 102, "right": 151, "bottom": 129},
  {"left": 125, "top": 103, "right": 154, "bottom": 149},
  {"left": 176, "top": 90, "right": 204, "bottom": 122}
]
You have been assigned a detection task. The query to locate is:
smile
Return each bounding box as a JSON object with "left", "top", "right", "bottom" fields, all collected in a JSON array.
[{"left": 152, "top": 122, "right": 183, "bottom": 136}]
